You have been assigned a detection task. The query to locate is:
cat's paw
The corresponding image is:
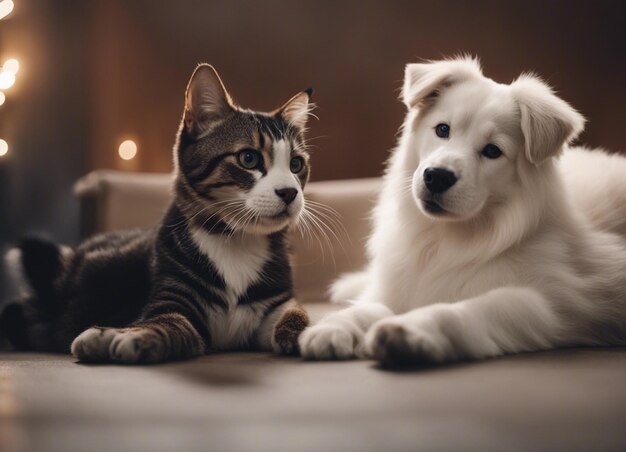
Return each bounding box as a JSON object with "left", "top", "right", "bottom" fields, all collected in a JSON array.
[
  {"left": 299, "top": 322, "right": 363, "bottom": 360},
  {"left": 364, "top": 316, "right": 454, "bottom": 366},
  {"left": 109, "top": 329, "right": 164, "bottom": 364},
  {"left": 71, "top": 327, "right": 119, "bottom": 362},
  {"left": 272, "top": 307, "right": 309, "bottom": 355}
]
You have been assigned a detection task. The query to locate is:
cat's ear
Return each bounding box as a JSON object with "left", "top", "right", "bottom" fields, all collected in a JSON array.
[
  {"left": 184, "top": 64, "right": 234, "bottom": 136},
  {"left": 276, "top": 88, "right": 313, "bottom": 131}
]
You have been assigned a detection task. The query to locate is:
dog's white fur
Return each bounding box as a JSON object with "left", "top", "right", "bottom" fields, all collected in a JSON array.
[{"left": 299, "top": 57, "right": 626, "bottom": 365}]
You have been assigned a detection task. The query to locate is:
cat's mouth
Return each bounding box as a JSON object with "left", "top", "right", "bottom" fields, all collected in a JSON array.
[
  {"left": 257, "top": 209, "right": 297, "bottom": 229},
  {"left": 262, "top": 210, "right": 291, "bottom": 223}
]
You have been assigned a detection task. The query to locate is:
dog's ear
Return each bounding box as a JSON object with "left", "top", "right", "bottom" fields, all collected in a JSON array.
[
  {"left": 511, "top": 75, "right": 585, "bottom": 165},
  {"left": 403, "top": 57, "right": 482, "bottom": 109},
  {"left": 184, "top": 64, "right": 235, "bottom": 137}
]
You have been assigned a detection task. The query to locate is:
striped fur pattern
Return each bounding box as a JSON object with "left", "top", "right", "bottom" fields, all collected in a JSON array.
[{"left": 2, "top": 65, "right": 313, "bottom": 363}]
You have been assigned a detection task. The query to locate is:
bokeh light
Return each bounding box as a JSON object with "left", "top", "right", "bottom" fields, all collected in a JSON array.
[
  {"left": 0, "top": 139, "right": 8, "bottom": 157},
  {"left": 0, "top": 91, "right": 5, "bottom": 106},
  {"left": 3, "top": 58, "right": 19, "bottom": 74},
  {"left": 0, "top": 71, "right": 15, "bottom": 90},
  {"left": 0, "top": 1, "right": 15, "bottom": 21},
  {"left": 118, "top": 140, "right": 137, "bottom": 160}
]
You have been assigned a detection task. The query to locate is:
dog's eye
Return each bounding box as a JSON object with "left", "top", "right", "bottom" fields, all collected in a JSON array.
[
  {"left": 435, "top": 123, "right": 450, "bottom": 138},
  {"left": 237, "top": 149, "right": 262, "bottom": 169},
  {"left": 481, "top": 144, "right": 503, "bottom": 159},
  {"left": 290, "top": 156, "right": 304, "bottom": 173}
]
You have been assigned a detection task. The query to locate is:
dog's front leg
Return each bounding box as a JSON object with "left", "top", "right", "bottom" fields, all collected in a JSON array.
[
  {"left": 365, "top": 286, "right": 563, "bottom": 366},
  {"left": 299, "top": 303, "right": 394, "bottom": 360}
]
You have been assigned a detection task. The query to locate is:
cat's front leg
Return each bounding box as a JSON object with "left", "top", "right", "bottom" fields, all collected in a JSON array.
[
  {"left": 111, "top": 312, "right": 205, "bottom": 363},
  {"left": 256, "top": 298, "right": 309, "bottom": 355},
  {"left": 71, "top": 326, "right": 121, "bottom": 362},
  {"left": 365, "top": 286, "right": 563, "bottom": 367},
  {"left": 72, "top": 308, "right": 206, "bottom": 364}
]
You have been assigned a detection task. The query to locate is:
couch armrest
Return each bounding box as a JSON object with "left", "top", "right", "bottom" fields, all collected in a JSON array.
[
  {"left": 74, "top": 171, "right": 380, "bottom": 304},
  {"left": 74, "top": 170, "right": 173, "bottom": 237}
]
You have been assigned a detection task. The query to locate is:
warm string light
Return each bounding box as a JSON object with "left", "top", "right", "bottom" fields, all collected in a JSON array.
[
  {"left": 0, "top": 58, "right": 19, "bottom": 90},
  {"left": 0, "top": 1, "right": 17, "bottom": 159},
  {"left": 0, "top": 71, "right": 15, "bottom": 90},
  {"left": 0, "top": 1, "right": 14, "bottom": 20},
  {"left": 118, "top": 140, "right": 138, "bottom": 160},
  {"left": 3, "top": 58, "right": 19, "bottom": 74}
]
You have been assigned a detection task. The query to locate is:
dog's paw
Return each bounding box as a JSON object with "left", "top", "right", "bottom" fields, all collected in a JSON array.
[
  {"left": 272, "top": 307, "right": 310, "bottom": 355},
  {"left": 364, "top": 317, "right": 454, "bottom": 367},
  {"left": 298, "top": 323, "right": 363, "bottom": 360},
  {"left": 71, "top": 327, "right": 120, "bottom": 362},
  {"left": 109, "top": 329, "right": 164, "bottom": 364}
]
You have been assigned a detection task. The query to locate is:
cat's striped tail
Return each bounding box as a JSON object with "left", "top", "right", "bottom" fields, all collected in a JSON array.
[{"left": 1, "top": 237, "right": 69, "bottom": 349}]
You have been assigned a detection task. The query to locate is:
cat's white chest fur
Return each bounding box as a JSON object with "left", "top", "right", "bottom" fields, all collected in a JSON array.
[
  {"left": 191, "top": 228, "right": 271, "bottom": 351},
  {"left": 191, "top": 228, "right": 269, "bottom": 301}
]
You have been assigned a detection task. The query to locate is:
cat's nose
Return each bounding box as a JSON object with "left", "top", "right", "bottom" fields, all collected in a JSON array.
[{"left": 275, "top": 187, "right": 298, "bottom": 205}]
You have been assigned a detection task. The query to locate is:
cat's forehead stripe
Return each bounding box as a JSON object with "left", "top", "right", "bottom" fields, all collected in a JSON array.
[
  {"left": 248, "top": 114, "right": 299, "bottom": 167},
  {"left": 257, "top": 129, "right": 265, "bottom": 149},
  {"left": 252, "top": 113, "right": 290, "bottom": 141}
]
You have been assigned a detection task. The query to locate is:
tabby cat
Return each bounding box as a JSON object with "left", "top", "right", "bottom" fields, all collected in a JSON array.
[{"left": 1, "top": 64, "right": 313, "bottom": 363}]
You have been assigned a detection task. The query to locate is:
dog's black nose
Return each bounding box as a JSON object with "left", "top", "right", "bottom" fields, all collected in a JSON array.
[
  {"left": 275, "top": 187, "right": 298, "bottom": 205},
  {"left": 423, "top": 167, "right": 458, "bottom": 194}
]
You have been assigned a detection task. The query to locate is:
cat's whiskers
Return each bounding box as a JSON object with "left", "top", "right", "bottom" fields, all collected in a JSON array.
[
  {"left": 201, "top": 200, "right": 246, "bottom": 234},
  {"left": 224, "top": 205, "right": 257, "bottom": 240},
  {"left": 305, "top": 201, "right": 348, "bottom": 242},
  {"left": 295, "top": 210, "right": 314, "bottom": 244},
  {"left": 237, "top": 208, "right": 263, "bottom": 243},
  {"left": 300, "top": 208, "right": 332, "bottom": 266},
  {"left": 296, "top": 203, "right": 341, "bottom": 268},
  {"left": 203, "top": 202, "right": 242, "bottom": 228},
  {"left": 173, "top": 199, "right": 241, "bottom": 235},
  {"left": 220, "top": 207, "right": 251, "bottom": 237},
  {"left": 169, "top": 203, "right": 214, "bottom": 232},
  {"left": 295, "top": 209, "right": 324, "bottom": 264},
  {"left": 304, "top": 200, "right": 349, "bottom": 238}
]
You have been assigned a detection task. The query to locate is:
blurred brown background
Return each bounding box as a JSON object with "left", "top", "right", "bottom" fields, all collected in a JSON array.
[{"left": 0, "top": 0, "right": 625, "bottom": 261}]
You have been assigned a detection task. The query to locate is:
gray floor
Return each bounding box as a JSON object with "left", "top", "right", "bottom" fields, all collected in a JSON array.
[{"left": 1, "top": 347, "right": 625, "bottom": 452}]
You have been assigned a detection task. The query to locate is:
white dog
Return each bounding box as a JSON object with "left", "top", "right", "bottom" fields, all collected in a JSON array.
[{"left": 299, "top": 57, "right": 626, "bottom": 366}]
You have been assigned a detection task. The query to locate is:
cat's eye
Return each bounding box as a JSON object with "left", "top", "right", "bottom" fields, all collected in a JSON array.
[
  {"left": 435, "top": 123, "right": 450, "bottom": 138},
  {"left": 481, "top": 144, "right": 503, "bottom": 159},
  {"left": 290, "top": 156, "right": 304, "bottom": 173},
  {"left": 237, "top": 149, "right": 261, "bottom": 169}
]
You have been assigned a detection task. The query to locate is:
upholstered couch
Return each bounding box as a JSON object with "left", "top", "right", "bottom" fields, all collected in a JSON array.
[
  {"left": 0, "top": 171, "right": 624, "bottom": 452},
  {"left": 73, "top": 170, "right": 381, "bottom": 311}
]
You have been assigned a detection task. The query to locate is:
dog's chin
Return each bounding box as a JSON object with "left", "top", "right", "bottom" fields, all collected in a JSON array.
[
  {"left": 415, "top": 195, "right": 477, "bottom": 222},
  {"left": 417, "top": 199, "right": 455, "bottom": 220},
  {"left": 412, "top": 185, "right": 485, "bottom": 222},
  {"left": 416, "top": 196, "right": 488, "bottom": 223}
]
